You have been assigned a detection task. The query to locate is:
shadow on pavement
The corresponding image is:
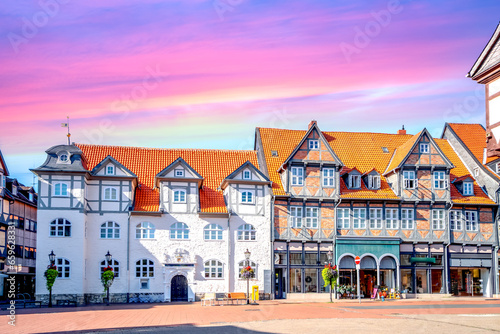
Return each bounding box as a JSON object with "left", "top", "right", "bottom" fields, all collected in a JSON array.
[{"left": 44, "top": 324, "right": 270, "bottom": 334}]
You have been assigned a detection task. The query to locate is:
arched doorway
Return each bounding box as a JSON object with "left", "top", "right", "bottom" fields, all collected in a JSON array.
[
  {"left": 171, "top": 275, "right": 188, "bottom": 302},
  {"left": 379, "top": 256, "right": 396, "bottom": 290},
  {"left": 360, "top": 256, "right": 377, "bottom": 297}
]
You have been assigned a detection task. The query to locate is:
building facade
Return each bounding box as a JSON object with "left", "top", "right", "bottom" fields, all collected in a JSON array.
[
  {"left": 256, "top": 121, "right": 498, "bottom": 298},
  {"left": 0, "top": 149, "right": 38, "bottom": 300},
  {"left": 32, "top": 144, "right": 272, "bottom": 305}
]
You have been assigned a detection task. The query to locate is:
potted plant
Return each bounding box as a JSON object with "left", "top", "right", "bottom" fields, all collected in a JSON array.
[
  {"left": 44, "top": 263, "right": 58, "bottom": 307},
  {"left": 337, "top": 285, "right": 346, "bottom": 298},
  {"left": 321, "top": 264, "right": 338, "bottom": 302},
  {"left": 101, "top": 266, "right": 115, "bottom": 304},
  {"left": 240, "top": 265, "right": 254, "bottom": 279}
]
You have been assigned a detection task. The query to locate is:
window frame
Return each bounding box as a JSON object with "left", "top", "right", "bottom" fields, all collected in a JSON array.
[
  {"left": 337, "top": 208, "right": 350, "bottom": 229},
  {"left": 237, "top": 223, "right": 256, "bottom": 241},
  {"left": 308, "top": 139, "right": 319, "bottom": 150},
  {"left": 290, "top": 206, "right": 303, "bottom": 228},
  {"left": 204, "top": 259, "right": 224, "bottom": 279},
  {"left": 243, "top": 170, "right": 251, "bottom": 180},
  {"left": 432, "top": 209, "right": 445, "bottom": 230},
  {"left": 56, "top": 258, "right": 71, "bottom": 279},
  {"left": 135, "top": 222, "right": 155, "bottom": 239},
  {"left": 53, "top": 182, "right": 69, "bottom": 197},
  {"left": 170, "top": 222, "right": 190, "bottom": 240},
  {"left": 135, "top": 258, "right": 155, "bottom": 278},
  {"left": 291, "top": 167, "right": 304, "bottom": 186},
  {"left": 367, "top": 174, "right": 381, "bottom": 189},
  {"left": 322, "top": 168, "right": 335, "bottom": 188},
  {"left": 385, "top": 208, "right": 398, "bottom": 229},
  {"left": 100, "top": 221, "right": 120, "bottom": 239},
  {"left": 401, "top": 208, "right": 414, "bottom": 229},
  {"left": 433, "top": 171, "right": 447, "bottom": 189},
  {"left": 105, "top": 165, "right": 115, "bottom": 175},
  {"left": 403, "top": 170, "right": 416, "bottom": 189},
  {"left": 463, "top": 182, "right": 473, "bottom": 196},
  {"left": 348, "top": 174, "right": 361, "bottom": 189},
  {"left": 240, "top": 190, "right": 255, "bottom": 204},
  {"left": 450, "top": 210, "right": 462, "bottom": 230},
  {"left": 305, "top": 207, "right": 319, "bottom": 228},
  {"left": 173, "top": 189, "right": 187, "bottom": 203},
  {"left": 50, "top": 218, "right": 71, "bottom": 237},
  {"left": 352, "top": 208, "right": 366, "bottom": 229},
  {"left": 465, "top": 211, "right": 478, "bottom": 231},
  {"left": 204, "top": 223, "right": 223, "bottom": 241},
  {"left": 420, "top": 143, "right": 429, "bottom": 153},
  {"left": 369, "top": 208, "right": 382, "bottom": 229},
  {"left": 174, "top": 169, "right": 185, "bottom": 177},
  {"left": 103, "top": 187, "right": 118, "bottom": 201}
]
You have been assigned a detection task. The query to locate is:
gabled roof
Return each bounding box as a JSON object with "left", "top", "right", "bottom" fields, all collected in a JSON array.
[
  {"left": 91, "top": 155, "right": 137, "bottom": 177},
  {"left": 76, "top": 144, "right": 260, "bottom": 213},
  {"left": 384, "top": 128, "right": 453, "bottom": 175},
  {"left": 362, "top": 168, "right": 379, "bottom": 176},
  {"left": 155, "top": 157, "right": 204, "bottom": 184},
  {"left": 340, "top": 167, "right": 362, "bottom": 176},
  {"left": 468, "top": 21, "right": 500, "bottom": 81},
  {"left": 220, "top": 161, "right": 270, "bottom": 190},
  {"left": 0, "top": 149, "right": 10, "bottom": 176},
  {"left": 279, "top": 121, "right": 343, "bottom": 171}
]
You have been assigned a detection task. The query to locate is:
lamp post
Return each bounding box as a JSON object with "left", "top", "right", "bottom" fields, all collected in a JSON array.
[
  {"left": 327, "top": 250, "right": 334, "bottom": 302},
  {"left": 244, "top": 248, "right": 251, "bottom": 305},
  {"left": 48, "top": 250, "right": 56, "bottom": 307},
  {"left": 105, "top": 250, "right": 112, "bottom": 306}
]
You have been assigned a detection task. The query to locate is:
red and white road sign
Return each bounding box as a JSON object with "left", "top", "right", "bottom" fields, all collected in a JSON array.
[{"left": 355, "top": 256, "right": 361, "bottom": 265}]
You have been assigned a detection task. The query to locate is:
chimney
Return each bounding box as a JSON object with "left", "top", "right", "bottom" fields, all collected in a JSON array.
[
  {"left": 308, "top": 120, "right": 317, "bottom": 129},
  {"left": 397, "top": 125, "right": 406, "bottom": 135},
  {"left": 483, "top": 147, "right": 487, "bottom": 164}
]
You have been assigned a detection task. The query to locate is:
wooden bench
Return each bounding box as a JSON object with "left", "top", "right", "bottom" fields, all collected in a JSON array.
[
  {"left": 201, "top": 293, "right": 217, "bottom": 306},
  {"left": 56, "top": 300, "right": 77, "bottom": 307},
  {"left": 227, "top": 292, "right": 247, "bottom": 305}
]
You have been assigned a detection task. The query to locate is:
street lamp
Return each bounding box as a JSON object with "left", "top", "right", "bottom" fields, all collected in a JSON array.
[
  {"left": 244, "top": 249, "right": 251, "bottom": 305},
  {"left": 48, "top": 250, "right": 55, "bottom": 307},
  {"left": 105, "top": 250, "right": 112, "bottom": 306},
  {"left": 327, "top": 250, "right": 334, "bottom": 302}
]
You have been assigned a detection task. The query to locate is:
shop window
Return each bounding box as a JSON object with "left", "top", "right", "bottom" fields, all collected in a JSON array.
[
  {"left": 289, "top": 268, "right": 302, "bottom": 293},
  {"left": 431, "top": 269, "right": 443, "bottom": 293},
  {"left": 400, "top": 254, "right": 412, "bottom": 266},
  {"left": 401, "top": 269, "right": 413, "bottom": 293},
  {"left": 304, "top": 269, "right": 318, "bottom": 293},
  {"left": 416, "top": 269, "right": 428, "bottom": 293},
  {"left": 304, "top": 253, "right": 317, "bottom": 265},
  {"left": 289, "top": 253, "right": 302, "bottom": 265}
]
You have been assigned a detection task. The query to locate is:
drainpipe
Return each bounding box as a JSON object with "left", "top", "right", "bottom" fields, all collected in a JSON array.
[
  {"left": 271, "top": 194, "right": 275, "bottom": 300},
  {"left": 445, "top": 201, "right": 453, "bottom": 295},
  {"left": 332, "top": 197, "right": 342, "bottom": 299},
  {"left": 126, "top": 210, "right": 131, "bottom": 303},
  {"left": 227, "top": 209, "right": 232, "bottom": 293}
]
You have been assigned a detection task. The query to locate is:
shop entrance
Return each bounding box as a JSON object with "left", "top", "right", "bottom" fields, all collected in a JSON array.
[
  {"left": 450, "top": 268, "right": 484, "bottom": 296},
  {"left": 274, "top": 269, "right": 285, "bottom": 299}
]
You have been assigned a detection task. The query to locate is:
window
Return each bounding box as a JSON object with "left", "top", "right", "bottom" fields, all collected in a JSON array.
[
  {"left": 420, "top": 143, "right": 429, "bottom": 153},
  {"left": 106, "top": 165, "right": 115, "bottom": 175},
  {"left": 100, "top": 259, "right": 120, "bottom": 278},
  {"left": 291, "top": 167, "right": 304, "bottom": 186},
  {"left": 58, "top": 153, "right": 69, "bottom": 163},
  {"left": 243, "top": 170, "right": 251, "bottom": 180},
  {"left": 337, "top": 208, "right": 350, "bottom": 229},
  {"left": 237, "top": 224, "right": 256, "bottom": 241},
  {"left": 135, "top": 259, "right": 154, "bottom": 277},
  {"left": 50, "top": 218, "right": 71, "bottom": 237},
  {"left": 204, "top": 224, "right": 223, "bottom": 240},
  {"left": 103, "top": 187, "right": 118, "bottom": 200},
  {"left": 305, "top": 207, "right": 319, "bottom": 228},
  {"left": 401, "top": 209, "right": 414, "bottom": 229},
  {"left": 136, "top": 222, "right": 155, "bottom": 239},
  {"left": 238, "top": 260, "right": 256, "bottom": 279},
  {"left": 465, "top": 211, "right": 478, "bottom": 231},
  {"left": 474, "top": 168, "right": 479, "bottom": 177},
  {"left": 432, "top": 210, "right": 445, "bottom": 230},
  {"left": 309, "top": 139, "right": 319, "bottom": 149},
  {"left": 386, "top": 209, "right": 398, "bottom": 229},
  {"left": 170, "top": 222, "right": 189, "bottom": 239},
  {"left": 403, "top": 171, "right": 416, "bottom": 189},
  {"left": 382, "top": 147, "right": 389, "bottom": 153},
  {"left": 0, "top": 174, "right": 4, "bottom": 188},
  {"left": 290, "top": 206, "right": 303, "bottom": 228},
  {"left": 12, "top": 185, "right": 17, "bottom": 196},
  {"left": 353, "top": 208, "right": 366, "bottom": 229},
  {"left": 29, "top": 193, "right": 34, "bottom": 202},
  {"left": 56, "top": 258, "right": 70, "bottom": 278},
  {"left": 450, "top": 210, "right": 462, "bottom": 230},
  {"left": 173, "top": 189, "right": 186, "bottom": 203},
  {"left": 322, "top": 168, "right": 335, "bottom": 187},
  {"left": 433, "top": 171, "right": 447, "bottom": 189},
  {"left": 53, "top": 182, "right": 69, "bottom": 196},
  {"left": 369, "top": 208, "right": 382, "bottom": 229},
  {"left": 100, "top": 221, "right": 120, "bottom": 239},
  {"left": 204, "top": 260, "right": 223, "bottom": 278},
  {"left": 174, "top": 169, "right": 184, "bottom": 177},
  {"left": 241, "top": 191, "right": 254, "bottom": 203},
  {"left": 463, "top": 182, "right": 473, "bottom": 195},
  {"left": 348, "top": 175, "right": 361, "bottom": 188},
  {"left": 367, "top": 175, "right": 380, "bottom": 189}
]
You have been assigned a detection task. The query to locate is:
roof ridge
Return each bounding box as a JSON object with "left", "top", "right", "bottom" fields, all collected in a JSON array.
[
  {"left": 75, "top": 143, "right": 257, "bottom": 154},
  {"left": 260, "top": 127, "right": 414, "bottom": 136}
]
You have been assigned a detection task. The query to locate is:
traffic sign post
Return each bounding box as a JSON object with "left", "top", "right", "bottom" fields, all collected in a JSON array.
[{"left": 355, "top": 256, "right": 361, "bottom": 303}]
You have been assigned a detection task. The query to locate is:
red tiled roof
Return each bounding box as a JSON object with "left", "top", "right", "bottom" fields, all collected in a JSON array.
[
  {"left": 259, "top": 128, "right": 495, "bottom": 205},
  {"left": 447, "top": 123, "right": 493, "bottom": 162},
  {"left": 384, "top": 132, "right": 421, "bottom": 173},
  {"left": 76, "top": 144, "right": 259, "bottom": 213}
]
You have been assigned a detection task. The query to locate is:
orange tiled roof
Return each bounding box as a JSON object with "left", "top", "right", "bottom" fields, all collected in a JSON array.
[
  {"left": 384, "top": 132, "right": 421, "bottom": 173},
  {"left": 76, "top": 144, "right": 260, "bottom": 213},
  {"left": 259, "top": 128, "right": 495, "bottom": 204},
  {"left": 447, "top": 123, "right": 496, "bottom": 163}
]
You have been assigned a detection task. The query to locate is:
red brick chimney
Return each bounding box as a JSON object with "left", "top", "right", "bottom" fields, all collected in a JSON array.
[
  {"left": 397, "top": 125, "right": 406, "bottom": 135},
  {"left": 308, "top": 120, "right": 317, "bottom": 129}
]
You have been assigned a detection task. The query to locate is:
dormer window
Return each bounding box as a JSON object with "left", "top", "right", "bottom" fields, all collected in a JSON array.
[
  {"left": 106, "top": 165, "right": 115, "bottom": 175},
  {"left": 367, "top": 174, "right": 380, "bottom": 189},
  {"left": 29, "top": 193, "right": 34, "bottom": 202},
  {"left": 243, "top": 170, "right": 251, "bottom": 180},
  {"left": 348, "top": 174, "right": 361, "bottom": 189},
  {"left": 433, "top": 171, "right": 447, "bottom": 189},
  {"left": 12, "top": 185, "right": 18, "bottom": 196},
  {"left": 463, "top": 182, "right": 473, "bottom": 196},
  {"left": 309, "top": 140, "right": 319, "bottom": 150},
  {"left": 403, "top": 170, "right": 416, "bottom": 189},
  {"left": 57, "top": 152, "right": 70, "bottom": 164},
  {"left": 173, "top": 189, "right": 186, "bottom": 203},
  {"left": 420, "top": 143, "right": 429, "bottom": 153},
  {"left": 291, "top": 167, "right": 304, "bottom": 186},
  {"left": 174, "top": 169, "right": 185, "bottom": 177}
]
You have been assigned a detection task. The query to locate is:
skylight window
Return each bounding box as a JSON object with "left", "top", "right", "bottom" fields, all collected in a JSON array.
[
  {"left": 382, "top": 147, "right": 389, "bottom": 153},
  {"left": 271, "top": 150, "right": 278, "bottom": 157}
]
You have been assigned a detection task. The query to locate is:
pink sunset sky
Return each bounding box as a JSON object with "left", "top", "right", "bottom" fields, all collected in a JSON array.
[{"left": 1, "top": 0, "right": 499, "bottom": 187}]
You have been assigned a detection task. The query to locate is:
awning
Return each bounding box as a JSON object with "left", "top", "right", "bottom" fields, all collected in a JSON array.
[{"left": 410, "top": 257, "right": 436, "bottom": 264}]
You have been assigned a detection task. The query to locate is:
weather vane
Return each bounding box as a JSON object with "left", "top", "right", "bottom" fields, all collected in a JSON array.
[{"left": 61, "top": 116, "right": 71, "bottom": 145}]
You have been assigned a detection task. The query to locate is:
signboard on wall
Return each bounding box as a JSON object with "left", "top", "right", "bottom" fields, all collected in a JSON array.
[{"left": 264, "top": 270, "right": 271, "bottom": 294}]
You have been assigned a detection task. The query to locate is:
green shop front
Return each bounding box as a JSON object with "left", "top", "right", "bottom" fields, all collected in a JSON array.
[{"left": 336, "top": 238, "right": 400, "bottom": 297}]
